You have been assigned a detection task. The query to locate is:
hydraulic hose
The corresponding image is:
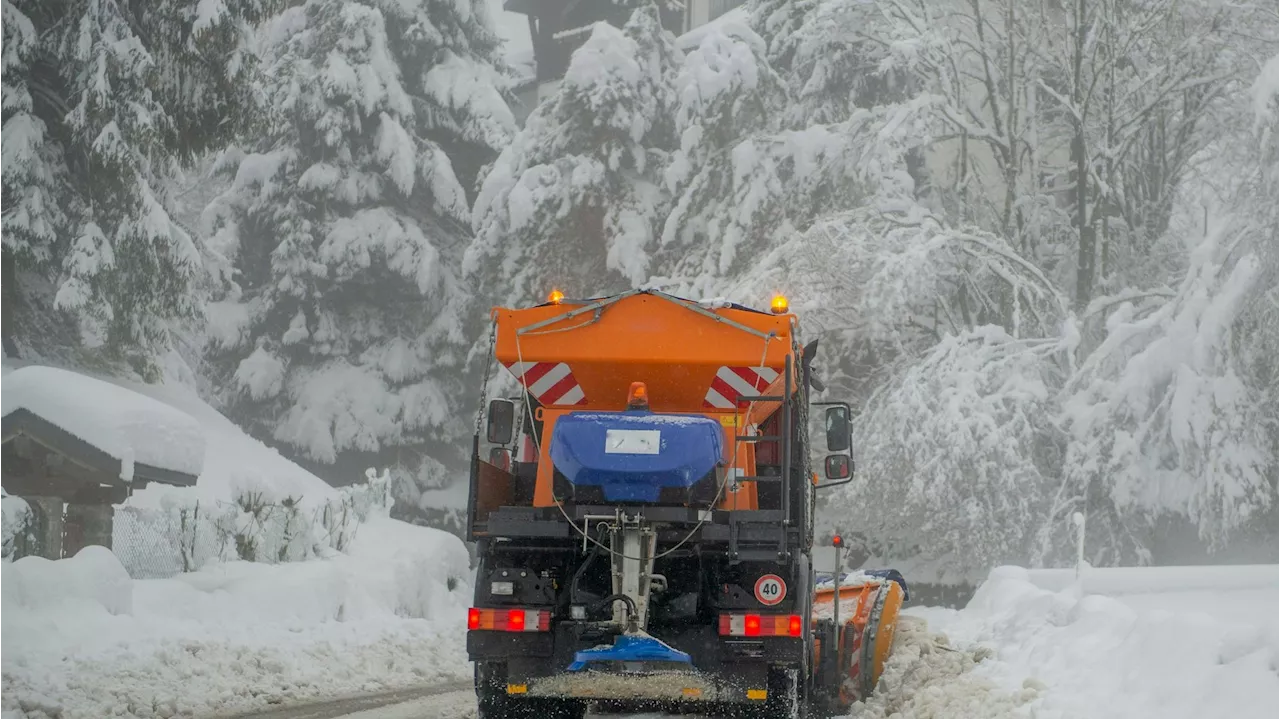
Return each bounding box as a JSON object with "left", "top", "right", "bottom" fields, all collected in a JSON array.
[{"left": 591, "top": 593, "right": 639, "bottom": 623}]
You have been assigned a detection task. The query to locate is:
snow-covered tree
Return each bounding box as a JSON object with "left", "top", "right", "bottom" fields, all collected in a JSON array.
[
  {"left": 465, "top": 3, "right": 681, "bottom": 306},
  {"left": 1, "top": 2, "right": 67, "bottom": 357},
  {"left": 203, "top": 0, "right": 515, "bottom": 490},
  {"left": 754, "top": 0, "right": 911, "bottom": 126},
  {"left": 1057, "top": 226, "right": 1274, "bottom": 565},
  {"left": 831, "top": 326, "right": 1068, "bottom": 576},
  {"left": 1, "top": 0, "right": 268, "bottom": 376}
]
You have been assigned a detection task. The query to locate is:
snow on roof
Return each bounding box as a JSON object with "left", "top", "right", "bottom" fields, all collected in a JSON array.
[
  {"left": 1, "top": 358, "right": 340, "bottom": 506},
  {"left": 2, "top": 365, "right": 205, "bottom": 479}
]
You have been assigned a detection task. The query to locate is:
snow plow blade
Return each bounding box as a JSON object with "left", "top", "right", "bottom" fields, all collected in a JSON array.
[{"left": 813, "top": 570, "right": 907, "bottom": 705}]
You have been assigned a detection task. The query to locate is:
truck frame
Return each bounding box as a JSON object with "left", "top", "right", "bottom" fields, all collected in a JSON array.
[{"left": 464, "top": 289, "right": 905, "bottom": 718}]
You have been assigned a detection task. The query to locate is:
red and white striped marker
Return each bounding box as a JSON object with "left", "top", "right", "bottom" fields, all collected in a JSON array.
[
  {"left": 703, "top": 366, "right": 781, "bottom": 409},
  {"left": 504, "top": 361, "right": 588, "bottom": 406}
]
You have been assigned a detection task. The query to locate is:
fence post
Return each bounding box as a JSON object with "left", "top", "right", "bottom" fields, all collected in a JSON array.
[{"left": 1072, "top": 511, "right": 1086, "bottom": 581}]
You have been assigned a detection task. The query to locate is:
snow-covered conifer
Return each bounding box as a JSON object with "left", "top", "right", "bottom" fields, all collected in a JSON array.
[
  {"left": 0, "top": 2, "right": 64, "bottom": 355},
  {"left": 1, "top": 0, "right": 267, "bottom": 375},
  {"left": 204, "top": 0, "right": 515, "bottom": 488},
  {"left": 465, "top": 4, "right": 681, "bottom": 305}
]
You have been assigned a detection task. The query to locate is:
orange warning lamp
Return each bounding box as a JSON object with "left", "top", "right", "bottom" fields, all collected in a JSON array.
[
  {"left": 627, "top": 381, "right": 649, "bottom": 410},
  {"left": 832, "top": 534, "right": 843, "bottom": 548},
  {"left": 770, "top": 294, "right": 789, "bottom": 314},
  {"left": 547, "top": 288, "right": 565, "bottom": 304}
]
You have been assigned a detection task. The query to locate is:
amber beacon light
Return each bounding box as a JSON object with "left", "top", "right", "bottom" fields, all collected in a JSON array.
[
  {"left": 547, "top": 288, "right": 565, "bottom": 304},
  {"left": 770, "top": 294, "right": 789, "bottom": 314},
  {"left": 627, "top": 381, "right": 649, "bottom": 410}
]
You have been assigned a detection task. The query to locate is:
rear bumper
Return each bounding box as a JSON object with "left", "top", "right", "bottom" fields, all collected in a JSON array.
[{"left": 470, "top": 625, "right": 801, "bottom": 705}]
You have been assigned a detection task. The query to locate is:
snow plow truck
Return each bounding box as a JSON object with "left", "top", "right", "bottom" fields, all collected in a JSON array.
[{"left": 466, "top": 289, "right": 908, "bottom": 718}]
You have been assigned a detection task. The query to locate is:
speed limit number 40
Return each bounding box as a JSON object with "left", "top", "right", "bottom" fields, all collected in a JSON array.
[{"left": 754, "top": 574, "right": 787, "bottom": 606}]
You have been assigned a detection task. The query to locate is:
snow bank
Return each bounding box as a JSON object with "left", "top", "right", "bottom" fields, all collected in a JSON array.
[
  {"left": 117, "top": 374, "right": 338, "bottom": 508},
  {"left": 1, "top": 365, "right": 205, "bottom": 478},
  {"left": 850, "top": 615, "right": 1041, "bottom": 719},
  {"left": 1, "top": 518, "right": 472, "bottom": 719},
  {"left": 891, "top": 566, "right": 1280, "bottom": 719},
  {"left": 3, "top": 546, "right": 133, "bottom": 616},
  {"left": 1019, "top": 563, "right": 1278, "bottom": 595}
]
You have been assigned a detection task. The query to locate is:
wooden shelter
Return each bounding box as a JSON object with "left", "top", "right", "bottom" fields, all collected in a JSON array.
[{"left": 1, "top": 366, "right": 202, "bottom": 559}]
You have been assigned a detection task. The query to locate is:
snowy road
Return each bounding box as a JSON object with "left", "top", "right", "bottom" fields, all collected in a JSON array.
[
  {"left": 224, "top": 617, "right": 959, "bottom": 719},
  {"left": 6, "top": 564, "right": 1274, "bottom": 719},
  {"left": 226, "top": 685, "right": 475, "bottom": 719},
  {"left": 212, "top": 567, "right": 1280, "bottom": 719}
]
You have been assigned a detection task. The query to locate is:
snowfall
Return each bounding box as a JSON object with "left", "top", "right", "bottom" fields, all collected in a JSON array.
[{"left": 1, "top": 362, "right": 1277, "bottom": 719}]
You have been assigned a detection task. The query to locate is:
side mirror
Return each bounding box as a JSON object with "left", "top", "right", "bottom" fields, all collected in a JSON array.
[
  {"left": 488, "top": 447, "right": 512, "bottom": 472},
  {"left": 486, "top": 399, "right": 515, "bottom": 445},
  {"left": 824, "top": 405, "right": 851, "bottom": 453},
  {"left": 824, "top": 454, "right": 852, "bottom": 480}
]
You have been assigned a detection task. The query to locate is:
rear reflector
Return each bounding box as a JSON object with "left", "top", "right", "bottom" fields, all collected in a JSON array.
[
  {"left": 468, "top": 607, "right": 551, "bottom": 632},
  {"left": 718, "top": 613, "right": 803, "bottom": 637}
]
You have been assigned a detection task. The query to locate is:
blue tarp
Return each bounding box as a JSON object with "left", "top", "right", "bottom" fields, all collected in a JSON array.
[{"left": 550, "top": 411, "right": 722, "bottom": 503}]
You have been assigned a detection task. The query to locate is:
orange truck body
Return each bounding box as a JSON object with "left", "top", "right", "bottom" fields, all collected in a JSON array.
[{"left": 491, "top": 293, "right": 801, "bottom": 511}]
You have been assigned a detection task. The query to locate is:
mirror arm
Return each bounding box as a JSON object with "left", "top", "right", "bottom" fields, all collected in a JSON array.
[{"left": 815, "top": 476, "right": 854, "bottom": 489}]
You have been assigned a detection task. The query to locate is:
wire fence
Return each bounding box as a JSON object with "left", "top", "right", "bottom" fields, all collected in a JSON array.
[{"left": 3, "top": 473, "right": 394, "bottom": 580}]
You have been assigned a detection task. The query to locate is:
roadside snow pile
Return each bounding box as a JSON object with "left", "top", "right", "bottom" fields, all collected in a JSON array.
[
  {"left": 2, "top": 545, "right": 133, "bottom": 616},
  {"left": 1, "top": 365, "right": 205, "bottom": 478},
  {"left": 881, "top": 566, "right": 1280, "bottom": 719},
  {"left": 2, "top": 517, "right": 472, "bottom": 719},
  {"left": 850, "top": 615, "right": 1038, "bottom": 719}
]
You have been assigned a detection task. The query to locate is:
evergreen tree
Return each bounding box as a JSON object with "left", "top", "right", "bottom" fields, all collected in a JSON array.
[
  {"left": 2, "top": 1, "right": 68, "bottom": 344},
  {"left": 1, "top": 0, "right": 269, "bottom": 376},
  {"left": 465, "top": 3, "right": 681, "bottom": 306},
  {"left": 203, "top": 0, "right": 516, "bottom": 490}
]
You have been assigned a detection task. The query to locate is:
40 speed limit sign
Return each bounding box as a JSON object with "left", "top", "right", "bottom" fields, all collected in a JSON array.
[{"left": 754, "top": 574, "right": 787, "bottom": 605}]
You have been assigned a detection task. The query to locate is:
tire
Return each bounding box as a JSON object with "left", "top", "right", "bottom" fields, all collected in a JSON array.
[{"left": 474, "top": 663, "right": 586, "bottom": 719}]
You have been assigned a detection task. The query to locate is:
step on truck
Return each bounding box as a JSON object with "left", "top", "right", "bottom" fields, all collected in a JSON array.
[{"left": 466, "top": 289, "right": 908, "bottom": 718}]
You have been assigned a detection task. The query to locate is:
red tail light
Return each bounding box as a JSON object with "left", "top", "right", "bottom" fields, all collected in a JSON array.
[
  {"left": 719, "top": 613, "right": 804, "bottom": 638},
  {"left": 468, "top": 607, "right": 551, "bottom": 632}
]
